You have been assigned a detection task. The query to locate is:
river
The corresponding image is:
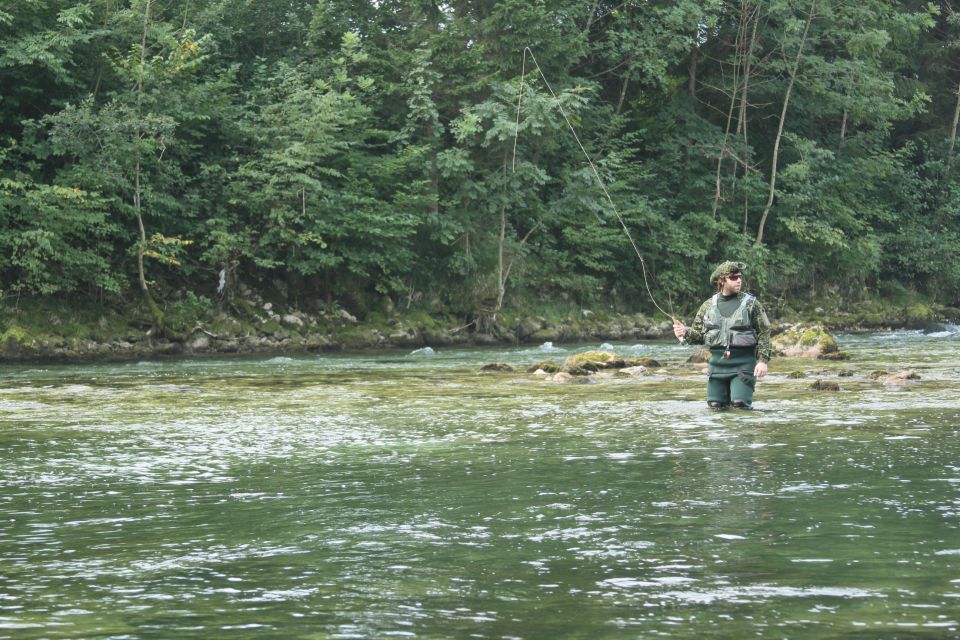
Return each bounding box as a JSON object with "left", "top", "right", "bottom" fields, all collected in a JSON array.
[{"left": 1, "top": 330, "right": 958, "bottom": 638}]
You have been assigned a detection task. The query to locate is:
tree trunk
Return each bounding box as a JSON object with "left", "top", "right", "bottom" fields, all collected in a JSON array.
[
  {"left": 949, "top": 79, "right": 960, "bottom": 166},
  {"left": 688, "top": 43, "right": 698, "bottom": 98},
  {"left": 735, "top": 0, "right": 759, "bottom": 141},
  {"left": 584, "top": 0, "right": 602, "bottom": 34},
  {"left": 711, "top": 4, "right": 748, "bottom": 218},
  {"left": 735, "top": 1, "right": 760, "bottom": 232},
  {"left": 134, "top": 0, "right": 163, "bottom": 333},
  {"left": 493, "top": 155, "right": 541, "bottom": 323},
  {"left": 755, "top": 0, "right": 816, "bottom": 246},
  {"left": 615, "top": 75, "right": 629, "bottom": 115},
  {"left": 495, "top": 201, "right": 506, "bottom": 323},
  {"left": 839, "top": 107, "right": 848, "bottom": 147}
]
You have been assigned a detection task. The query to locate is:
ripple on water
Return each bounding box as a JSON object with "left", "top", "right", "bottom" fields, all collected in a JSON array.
[
  {"left": 2, "top": 332, "right": 960, "bottom": 637},
  {"left": 658, "top": 584, "right": 879, "bottom": 604}
]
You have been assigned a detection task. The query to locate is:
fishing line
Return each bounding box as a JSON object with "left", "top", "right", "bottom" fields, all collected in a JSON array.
[{"left": 512, "top": 47, "right": 676, "bottom": 323}]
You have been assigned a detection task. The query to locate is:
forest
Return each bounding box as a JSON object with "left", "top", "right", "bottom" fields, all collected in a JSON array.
[{"left": 1, "top": 0, "right": 959, "bottom": 332}]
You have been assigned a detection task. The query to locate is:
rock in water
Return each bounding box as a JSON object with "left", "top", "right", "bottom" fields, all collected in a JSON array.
[
  {"left": 773, "top": 323, "right": 840, "bottom": 358},
  {"left": 526, "top": 361, "right": 560, "bottom": 374},
  {"left": 810, "top": 379, "right": 840, "bottom": 391},
  {"left": 561, "top": 350, "right": 625, "bottom": 375}
]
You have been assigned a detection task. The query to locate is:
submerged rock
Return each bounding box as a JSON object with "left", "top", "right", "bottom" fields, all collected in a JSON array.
[
  {"left": 480, "top": 363, "right": 514, "bottom": 372},
  {"left": 878, "top": 370, "right": 921, "bottom": 385},
  {"left": 810, "top": 379, "right": 840, "bottom": 391},
  {"left": 817, "top": 351, "right": 850, "bottom": 361},
  {"left": 773, "top": 323, "right": 840, "bottom": 358}
]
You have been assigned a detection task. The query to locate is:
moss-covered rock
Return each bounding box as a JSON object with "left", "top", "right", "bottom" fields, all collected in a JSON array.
[
  {"left": 787, "top": 371, "right": 806, "bottom": 379},
  {"left": 0, "top": 326, "right": 34, "bottom": 358},
  {"left": 773, "top": 323, "right": 839, "bottom": 357},
  {"left": 904, "top": 303, "right": 935, "bottom": 326},
  {"left": 259, "top": 318, "right": 282, "bottom": 336},
  {"left": 526, "top": 361, "right": 560, "bottom": 374},
  {"left": 624, "top": 356, "right": 663, "bottom": 368},
  {"left": 480, "top": 363, "right": 514, "bottom": 372},
  {"left": 867, "top": 370, "right": 889, "bottom": 380},
  {"left": 810, "top": 379, "right": 840, "bottom": 391},
  {"left": 817, "top": 351, "right": 851, "bottom": 361},
  {"left": 561, "top": 350, "right": 625, "bottom": 375},
  {"left": 686, "top": 349, "right": 711, "bottom": 364}
]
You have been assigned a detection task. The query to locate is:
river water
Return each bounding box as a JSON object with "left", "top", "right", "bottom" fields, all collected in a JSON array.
[{"left": 1, "top": 331, "right": 958, "bottom": 639}]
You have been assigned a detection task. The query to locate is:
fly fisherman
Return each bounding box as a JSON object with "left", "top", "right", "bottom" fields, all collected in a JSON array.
[{"left": 673, "top": 261, "right": 771, "bottom": 409}]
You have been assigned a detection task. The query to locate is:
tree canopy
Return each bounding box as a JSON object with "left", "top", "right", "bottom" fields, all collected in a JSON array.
[{"left": 1, "top": 0, "right": 958, "bottom": 322}]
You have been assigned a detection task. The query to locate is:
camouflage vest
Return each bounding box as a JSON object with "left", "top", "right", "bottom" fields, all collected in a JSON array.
[{"left": 703, "top": 293, "right": 758, "bottom": 350}]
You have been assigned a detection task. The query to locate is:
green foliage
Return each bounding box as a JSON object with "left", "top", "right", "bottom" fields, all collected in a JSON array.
[
  {"left": 163, "top": 291, "right": 215, "bottom": 335},
  {"left": 0, "top": 176, "right": 122, "bottom": 294},
  {"left": 1, "top": 0, "right": 959, "bottom": 319}
]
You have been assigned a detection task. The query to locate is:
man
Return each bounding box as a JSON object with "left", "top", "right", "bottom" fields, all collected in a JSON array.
[{"left": 673, "top": 261, "right": 771, "bottom": 409}]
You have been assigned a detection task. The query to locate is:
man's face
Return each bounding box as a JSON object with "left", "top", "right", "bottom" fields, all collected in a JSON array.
[{"left": 720, "top": 272, "right": 742, "bottom": 296}]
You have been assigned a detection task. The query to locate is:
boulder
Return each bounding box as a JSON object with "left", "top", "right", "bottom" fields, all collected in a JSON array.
[
  {"left": 686, "top": 348, "right": 711, "bottom": 364},
  {"left": 526, "top": 361, "right": 560, "bottom": 374},
  {"left": 282, "top": 314, "right": 304, "bottom": 328},
  {"left": 625, "top": 356, "right": 663, "bottom": 368},
  {"left": 188, "top": 335, "right": 210, "bottom": 351},
  {"left": 552, "top": 371, "right": 590, "bottom": 384},
  {"left": 617, "top": 365, "right": 648, "bottom": 377},
  {"left": 561, "top": 350, "right": 625, "bottom": 375},
  {"left": 773, "top": 323, "right": 840, "bottom": 358}
]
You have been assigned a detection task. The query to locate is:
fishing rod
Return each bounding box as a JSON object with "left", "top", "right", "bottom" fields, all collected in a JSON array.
[{"left": 512, "top": 47, "right": 685, "bottom": 342}]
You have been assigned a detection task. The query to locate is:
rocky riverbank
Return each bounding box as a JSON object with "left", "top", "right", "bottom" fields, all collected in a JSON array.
[{"left": 1, "top": 294, "right": 957, "bottom": 363}]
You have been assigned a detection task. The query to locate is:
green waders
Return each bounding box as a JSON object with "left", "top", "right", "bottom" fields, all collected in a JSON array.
[{"left": 707, "top": 346, "right": 757, "bottom": 408}]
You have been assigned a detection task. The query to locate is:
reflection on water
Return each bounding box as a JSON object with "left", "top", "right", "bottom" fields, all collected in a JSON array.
[{"left": 0, "top": 331, "right": 959, "bottom": 638}]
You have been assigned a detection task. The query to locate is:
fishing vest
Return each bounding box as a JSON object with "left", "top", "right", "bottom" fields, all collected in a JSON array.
[{"left": 703, "top": 293, "right": 757, "bottom": 350}]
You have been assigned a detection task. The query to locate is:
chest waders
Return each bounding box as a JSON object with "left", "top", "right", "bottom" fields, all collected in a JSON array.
[{"left": 703, "top": 294, "right": 758, "bottom": 409}]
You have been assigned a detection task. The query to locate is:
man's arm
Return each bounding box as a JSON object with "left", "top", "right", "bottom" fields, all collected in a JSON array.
[
  {"left": 750, "top": 298, "right": 771, "bottom": 378},
  {"left": 750, "top": 298, "right": 772, "bottom": 363},
  {"left": 675, "top": 299, "right": 711, "bottom": 345}
]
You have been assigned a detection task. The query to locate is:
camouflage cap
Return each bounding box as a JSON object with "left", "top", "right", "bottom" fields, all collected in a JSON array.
[{"left": 710, "top": 260, "right": 746, "bottom": 284}]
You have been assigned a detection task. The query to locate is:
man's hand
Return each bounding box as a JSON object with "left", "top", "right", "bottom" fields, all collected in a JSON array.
[
  {"left": 672, "top": 319, "right": 686, "bottom": 340},
  {"left": 754, "top": 361, "right": 768, "bottom": 378}
]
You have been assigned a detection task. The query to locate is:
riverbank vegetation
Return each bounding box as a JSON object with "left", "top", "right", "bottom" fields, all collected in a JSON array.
[{"left": 2, "top": 1, "right": 959, "bottom": 350}]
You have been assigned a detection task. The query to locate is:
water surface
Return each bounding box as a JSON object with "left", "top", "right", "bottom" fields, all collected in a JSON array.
[{"left": 1, "top": 332, "right": 959, "bottom": 638}]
